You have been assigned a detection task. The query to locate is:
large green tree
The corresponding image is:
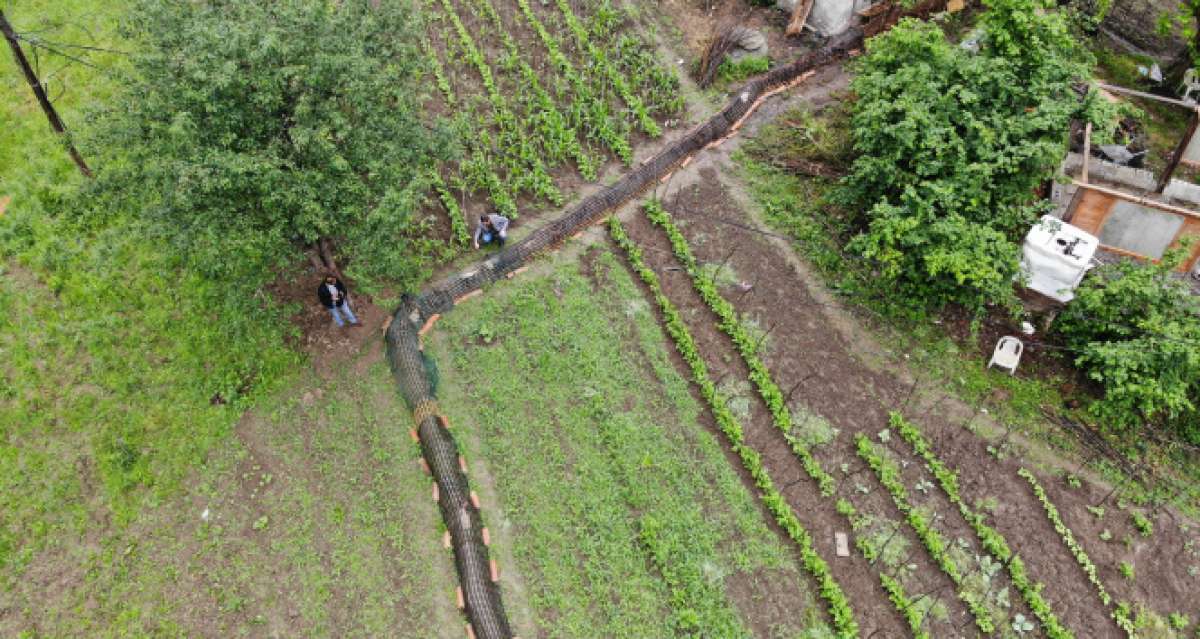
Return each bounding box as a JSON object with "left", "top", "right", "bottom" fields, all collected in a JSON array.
[
  {"left": 840, "top": 0, "right": 1111, "bottom": 312},
  {"left": 84, "top": 0, "right": 449, "bottom": 288}
]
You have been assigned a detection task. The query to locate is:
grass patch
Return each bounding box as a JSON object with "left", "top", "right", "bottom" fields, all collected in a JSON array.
[
  {"left": 426, "top": 249, "right": 817, "bottom": 638},
  {"left": 1, "top": 345, "right": 459, "bottom": 636}
]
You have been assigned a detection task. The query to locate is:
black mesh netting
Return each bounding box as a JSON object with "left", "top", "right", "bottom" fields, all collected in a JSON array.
[{"left": 384, "top": 28, "right": 863, "bottom": 639}]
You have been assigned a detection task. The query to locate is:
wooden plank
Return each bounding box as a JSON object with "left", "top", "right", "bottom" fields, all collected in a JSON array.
[
  {"left": 1096, "top": 83, "right": 1200, "bottom": 110},
  {"left": 786, "top": 0, "right": 814, "bottom": 38},
  {"left": 1062, "top": 184, "right": 1086, "bottom": 224},
  {"left": 1157, "top": 110, "right": 1200, "bottom": 193},
  {"left": 1069, "top": 188, "right": 1116, "bottom": 235},
  {"left": 1072, "top": 181, "right": 1200, "bottom": 221}
]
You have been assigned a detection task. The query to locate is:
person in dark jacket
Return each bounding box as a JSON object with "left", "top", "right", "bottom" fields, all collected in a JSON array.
[{"left": 317, "top": 274, "right": 360, "bottom": 327}]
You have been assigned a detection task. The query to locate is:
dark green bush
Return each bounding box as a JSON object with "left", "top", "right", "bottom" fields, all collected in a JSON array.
[
  {"left": 1054, "top": 252, "right": 1200, "bottom": 440},
  {"left": 839, "top": 0, "right": 1112, "bottom": 313}
]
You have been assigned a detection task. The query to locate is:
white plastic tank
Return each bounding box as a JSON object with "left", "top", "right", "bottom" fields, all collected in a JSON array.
[{"left": 1020, "top": 215, "right": 1098, "bottom": 303}]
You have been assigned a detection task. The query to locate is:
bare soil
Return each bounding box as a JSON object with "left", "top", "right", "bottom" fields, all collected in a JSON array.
[
  {"left": 620, "top": 205, "right": 913, "bottom": 637},
  {"left": 642, "top": 149, "right": 1200, "bottom": 634}
]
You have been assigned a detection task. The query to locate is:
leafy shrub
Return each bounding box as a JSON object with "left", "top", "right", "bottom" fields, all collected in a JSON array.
[
  {"left": 840, "top": 0, "right": 1112, "bottom": 312},
  {"left": 1053, "top": 253, "right": 1200, "bottom": 440},
  {"left": 84, "top": 0, "right": 450, "bottom": 292},
  {"left": 717, "top": 55, "right": 770, "bottom": 84}
]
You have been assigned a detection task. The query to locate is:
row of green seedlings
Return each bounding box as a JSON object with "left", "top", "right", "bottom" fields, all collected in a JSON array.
[
  {"left": 437, "top": 0, "right": 561, "bottom": 207},
  {"left": 513, "top": 0, "right": 632, "bottom": 163},
  {"left": 553, "top": 0, "right": 660, "bottom": 137},
  {"left": 465, "top": 0, "right": 599, "bottom": 180},
  {"left": 1018, "top": 468, "right": 1137, "bottom": 635},
  {"left": 581, "top": 0, "right": 684, "bottom": 116},
  {"left": 608, "top": 216, "right": 859, "bottom": 638},
  {"left": 419, "top": 9, "right": 519, "bottom": 220},
  {"left": 889, "top": 413, "right": 1076, "bottom": 638},
  {"left": 854, "top": 433, "right": 998, "bottom": 635},
  {"left": 639, "top": 201, "right": 930, "bottom": 635}
]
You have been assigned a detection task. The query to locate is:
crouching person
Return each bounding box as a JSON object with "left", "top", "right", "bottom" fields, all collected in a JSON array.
[{"left": 473, "top": 212, "right": 509, "bottom": 249}]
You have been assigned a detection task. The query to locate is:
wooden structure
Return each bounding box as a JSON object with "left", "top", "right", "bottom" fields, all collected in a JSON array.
[{"left": 1062, "top": 84, "right": 1200, "bottom": 273}]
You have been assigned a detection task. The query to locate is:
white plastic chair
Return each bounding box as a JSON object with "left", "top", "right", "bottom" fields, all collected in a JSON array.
[
  {"left": 988, "top": 337, "right": 1023, "bottom": 375},
  {"left": 1180, "top": 68, "right": 1200, "bottom": 103}
]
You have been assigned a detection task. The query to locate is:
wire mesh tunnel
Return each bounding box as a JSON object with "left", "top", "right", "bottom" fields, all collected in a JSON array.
[{"left": 384, "top": 27, "right": 864, "bottom": 639}]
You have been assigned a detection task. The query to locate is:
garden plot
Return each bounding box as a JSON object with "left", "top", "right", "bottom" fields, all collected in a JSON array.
[
  {"left": 638, "top": 162, "right": 1200, "bottom": 636},
  {"left": 417, "top": 0, "right": 683, "bottom": 236},
  {"left": 423, "top": 249, "right": 829, "bottom": 638}
]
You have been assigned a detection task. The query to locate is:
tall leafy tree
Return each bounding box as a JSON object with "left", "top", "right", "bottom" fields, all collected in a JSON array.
[
  {"left": 84, "top": 0, "right": 450, "bottom": 288},
  {"left": 840, "top": 0, "right": 1111, "bottom": 311}
]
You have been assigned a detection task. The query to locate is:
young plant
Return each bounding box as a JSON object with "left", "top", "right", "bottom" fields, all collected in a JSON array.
[
  {"left": 890, "top": 414, "right": 1074, "bottom": 639},
  {"left": 1019, "top": 467, "right": 1136, "bottom": 635},
  {"left": 609, "top": 217, "right": 859, "bottom": 638}
]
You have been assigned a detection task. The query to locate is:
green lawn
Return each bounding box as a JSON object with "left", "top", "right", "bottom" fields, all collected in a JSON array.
[
  {"left": 1, "top": 319, "right": 460, "bottom": 636},
  {"left": 426, "top": 247, "right": 827, "bottom": 639}
]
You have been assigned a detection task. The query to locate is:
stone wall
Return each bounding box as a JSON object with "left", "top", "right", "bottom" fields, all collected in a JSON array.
[{"left": 1099, "top": 0, "right": 1188, "bottom": 60}]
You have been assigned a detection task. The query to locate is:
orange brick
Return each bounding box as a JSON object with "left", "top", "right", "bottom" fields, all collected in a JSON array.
[
  {"left": 470, "top": 492, "right": 480, "bottom": 509},
  {"left": 454, "top": 289, "right": 482, "bottom": 305},
  {"left": 456, "top": 587, "right": 464, "bottom": 609},
  {"left": 490, "top": 559, "right": 499, "bottom": 582},
  {"left": 432, "top": 483, "right": 439, "bottom": 502},
  {"left": 481, "top": 527, "right": 491, "bottom": 546},
  {"left": 418, "top": 313, "right": 441, "bottom": 337}
]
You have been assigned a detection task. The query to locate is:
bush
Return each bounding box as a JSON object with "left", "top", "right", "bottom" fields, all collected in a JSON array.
[
  {"left": 83, "top": 0, "right": 450, "bottom": 292},
  {"left": 1053, "top": 253, "right": 1200, "bottom": 440},
  {"left": 839, "top": 0, "right": 1112, "bottom": 312}
]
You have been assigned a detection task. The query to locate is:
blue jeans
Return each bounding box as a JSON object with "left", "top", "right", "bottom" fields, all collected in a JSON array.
[{"left": 329, "top": 300, "right": 358, "bottom": 327}]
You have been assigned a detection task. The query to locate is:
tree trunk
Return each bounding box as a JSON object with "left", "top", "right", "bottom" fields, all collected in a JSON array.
[
  {"left": 0, "top": 10, "right": 93, "bottom": 178},
  {"left": 317, "top": 236, "right": 342, "bottom": 279}
]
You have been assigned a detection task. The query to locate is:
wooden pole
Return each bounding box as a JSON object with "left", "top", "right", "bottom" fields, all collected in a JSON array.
[
  {"left": 1081, "top": 121, "right": 1092, "bottom": 184},
  {"left": 0, "top": 10, "right": 92, "bottom": 178},
  {"left": 786, "top": 0, "right": 815, "bottom": 38},
  {"left": 1156, "top": 109, "right": 1199, "bottom": 193}
]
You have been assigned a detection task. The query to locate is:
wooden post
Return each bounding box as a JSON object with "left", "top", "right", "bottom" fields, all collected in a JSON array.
[
  {"left": 1156, "top": 109, "right": 1199, "bottom": 193},
  {"left": 0, "top": 10, "right": 92, "bottom": 178},
  {"left": 786, "top": 0, "right": 814, "bottom": 38},
  {"left": 1081, "top": 121, "right": 1092, "bottom": 184}
]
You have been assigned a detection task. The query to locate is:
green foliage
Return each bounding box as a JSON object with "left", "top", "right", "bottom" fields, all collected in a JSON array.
[
  {"left": 889, "top": 414, "right": 1075, "bottom": 638},
  {"left": 854, "top": 434, "right": 997, "bottom": 635},
  {"left": 1053, "top": 253, "right": 1200, "bottom": 439},
  {"left": 1119, "top": 561, "right": 1135, "bottom": 581},
  {"left": 643, "top": 201, "right": 836, "bottom": 496},
  {"left": 1131, "top": 511, "right": 1154, "bottom": 537},
  {"left": 609, "top": 217, "right": 859, "bottom": 638},
  {"left": 427, "top": 254, "right": 785, "bottom": 637},
  {"left": 717, "top": 55, "right": 770, "bottom": 84},
  {"left": 841, "top": 0, "right": 1110, "bottom": 312},
  {"left": 85, "top": 0, "right": 448, "bottom": 290}
]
